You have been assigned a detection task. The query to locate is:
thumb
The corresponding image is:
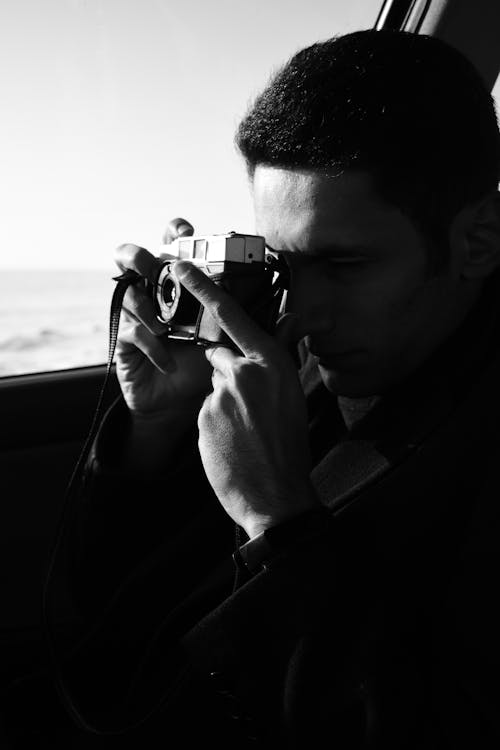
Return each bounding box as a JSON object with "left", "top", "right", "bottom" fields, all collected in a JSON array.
[{"left": 162, "top": 217, "right": 194, "bottom": 244}]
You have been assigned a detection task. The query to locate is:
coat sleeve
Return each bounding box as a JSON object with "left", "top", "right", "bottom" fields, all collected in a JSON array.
[
  {"left": 68, "top": 394, "right": 235, "bottom": 619},
  {"left": 65, "top": 395, "right": 500, "bottom": 749},
  {"left": 61, "top": 394, "right": 240, "bottom": 738},
  {"left": 180, "top": 506, "right": 382, "bottom": 748},
  {"left": 179, "top": 485, "right": 500, "bottom": 750},
  {"left": 431, "top": 480, "right": 500, "bottom": 749},
  {"left": 65, "top": 484, "right": 350, "bottom": 746}
]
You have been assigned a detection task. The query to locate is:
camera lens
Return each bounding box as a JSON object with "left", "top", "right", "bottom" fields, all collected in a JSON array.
[
  {"left": 154, "top": 260, "right": 201, "bottom": 330},
  {"left": 155, "top": 264, "right": 181, "bottom": 323},
  {"left": 161, "top": 277, "right": 177, "bottom": 308}
]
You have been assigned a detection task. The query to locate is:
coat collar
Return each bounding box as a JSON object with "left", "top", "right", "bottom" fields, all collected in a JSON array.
[{"left": 301, "top": 273, "right": 500, "bottom": 512}]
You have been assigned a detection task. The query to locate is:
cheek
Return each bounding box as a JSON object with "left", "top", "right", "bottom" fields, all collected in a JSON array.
[
  {"left": 384, "top": 273, "right": 447, "bottom": 327},
  {"left": 363, "top": 276, "right": 460, "bottom": 368},
  {"left": 341, "top": 266, "right": 433, "bottom": 342},
  {"left": 289, "top": 254, "right": 434, "bottom": 343}
]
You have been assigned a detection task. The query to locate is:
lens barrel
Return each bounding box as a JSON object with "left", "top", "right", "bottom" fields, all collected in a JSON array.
[{"left": 155, "top": 263, "right": 181, "bottom": 323}]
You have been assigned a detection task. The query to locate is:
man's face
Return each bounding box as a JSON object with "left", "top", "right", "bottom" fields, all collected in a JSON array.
[{"left": 253, "top": 166, "right": 478, "bottom": 396}]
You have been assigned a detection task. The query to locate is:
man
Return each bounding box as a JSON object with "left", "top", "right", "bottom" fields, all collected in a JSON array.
[{"left": 65, "top": 29, "right": 500, "bottom": 748}]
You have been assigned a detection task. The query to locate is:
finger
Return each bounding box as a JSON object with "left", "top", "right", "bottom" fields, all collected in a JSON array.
[
  {"left": 274, "top": 313, "right": 302, "bottom": 349},
  {"left": 114, "top": 243, "right": 162, "bottom": 284},
  {"left": 205, "top": 344, "right": 241, "bottom": 376},
  {"left": 162, "top": 218, "right": 194, "bottom": 245},
  {"left": 273, "top": 312, "right": 305, "bottom": 369},
  {"left": 122, "top": 285, "right": 167, "bottom": 335},
  {"left": 158, "top": 249, "right": 180, "bottom": 262},
  {"left": 211, "top": 366, "right": 222, "bottom": 391},
  {"left": 117, "top": 320, "right": 174, "bottom": 374},
  {"left": 174, "top": 260, "right": 274, "bottom": 360}
]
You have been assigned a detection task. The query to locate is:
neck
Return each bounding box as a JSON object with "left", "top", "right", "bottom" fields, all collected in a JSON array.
[{"left": 337, "top": 394, "right": 381, "bottom": 431}]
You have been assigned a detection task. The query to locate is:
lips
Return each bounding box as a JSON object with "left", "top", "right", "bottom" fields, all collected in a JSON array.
[
  {"left": 307, "top": 344, "right": 355, "bottom": 358},
  {"left": 305, "top": 336, "right": 361, "bottom": 362},
  {"left": 307, "top": 346, "right": 362, "bottom": 367},
  {"left": 309, "top": 349, "right": 351, "bottom": 357},
  {"left": 316, "top": 352, "right": 357, "bottom": 363}
]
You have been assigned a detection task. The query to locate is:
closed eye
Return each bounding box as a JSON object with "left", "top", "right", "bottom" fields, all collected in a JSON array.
[
  {"left": 324, "top": 256, "right": 368, "bottom": 267},
  {"left": 320, "top": 256, "right": 371, "bottom": 280}
]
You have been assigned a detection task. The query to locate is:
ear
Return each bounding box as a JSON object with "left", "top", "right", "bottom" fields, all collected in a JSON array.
[{"left": 449, "top": 192, "right": 500, "bottom": 280}]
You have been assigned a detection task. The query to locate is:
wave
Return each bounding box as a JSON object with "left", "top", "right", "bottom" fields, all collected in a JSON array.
[
  {"left": 0, "top": 328, "right": 70, "bottom": 352},
  {"left": 0, "top": 325, "right": 108, "bottom": 352}
]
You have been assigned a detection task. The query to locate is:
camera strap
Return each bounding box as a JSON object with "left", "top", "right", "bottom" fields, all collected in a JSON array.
[
  {"left": 42, "top": 267, "right": 149, "bottom": 736},
  {"left": 50, "top": 268, "right": 141, "bottom": 520},
  {"left": 43, "top": 260, "right": 288, "bottom": 733}
]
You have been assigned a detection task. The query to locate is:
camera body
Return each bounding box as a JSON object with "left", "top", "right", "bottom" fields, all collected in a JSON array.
[{"left": 151, "top": 232, "right": 287, "bottom": 348}]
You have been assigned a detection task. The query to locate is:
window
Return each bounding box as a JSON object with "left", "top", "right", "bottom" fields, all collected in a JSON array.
[
  {"left": 4, "top": 2, "right": 498, "bottom": 377},
  {"left": 0, "top": 0, "right": 376, "bottom": 377},
  {"left": 493, "top": 76, "right": 500, "bottom": 142}
]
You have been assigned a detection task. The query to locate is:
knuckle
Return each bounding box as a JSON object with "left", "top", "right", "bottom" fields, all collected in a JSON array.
[
  {"left": 127, "top": 320, "right": 143, "bottom": 340},
  {"left": 115, "top": 244, "right": 159, "bottom": 281},
  {"left": 135, "top": 246, "right": 155, "bottom": 273},
  {"left": 204, "top": 346, "right": 215, "bottom": 365},
  {"left": 123, "top": 284, "right": 141, "bottom": 310},
  {"left": 134, "top": 296, "right": 160, "bottom": 330},
  {"left": 197, "top": 398, "right": 211, "bottom": 428},
  {"left": 209, "top": 300, "right": 229, "bottom": 326},
  {"left": 114, "top": 243, "right": 137, "bottom": 264},
  {"left": 119, "top": 309, "right": 134, "bottom": 328},
  {"left": 116, "top": 325, "right": 134, "bottom": 347}
]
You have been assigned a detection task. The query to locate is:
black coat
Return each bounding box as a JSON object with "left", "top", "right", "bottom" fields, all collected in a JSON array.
[{"left": 62, "top": 279, "right": 500, "bottom": 749}]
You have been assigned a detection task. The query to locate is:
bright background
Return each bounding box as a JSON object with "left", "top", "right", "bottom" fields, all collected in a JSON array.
[
  {"left": 0, "top": 0, "right": 384, "bottom": 271},
  {"left": 1, "top": 0, "right": 500, "bottom": 376},
  {"left": 1, "top": 0, "right": 499, "bottom": 273}
]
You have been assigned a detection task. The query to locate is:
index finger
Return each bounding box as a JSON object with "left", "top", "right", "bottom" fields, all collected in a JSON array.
[
  {"left": 174, "top": 260, "right": 274, "bottom": 359},
  {"left": 114, "top": 243, "right": 162, "bottom": 285}
]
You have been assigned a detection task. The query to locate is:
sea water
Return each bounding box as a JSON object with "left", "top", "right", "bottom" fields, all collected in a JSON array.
[{"left": 0, "top": 270, "right": 115, "bottom": 376}]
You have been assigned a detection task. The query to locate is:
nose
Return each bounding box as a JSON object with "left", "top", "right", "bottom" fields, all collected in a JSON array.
[{"left": 285, "top": 266, "right": 336, "bottom": 338}]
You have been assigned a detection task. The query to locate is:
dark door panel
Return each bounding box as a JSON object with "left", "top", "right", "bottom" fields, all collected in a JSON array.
[{"left": 1, "top": 366, "right": 120, "bottom": 631}]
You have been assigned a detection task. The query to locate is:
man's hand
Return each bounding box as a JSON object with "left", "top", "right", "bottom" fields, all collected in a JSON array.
[
  {"left": 112, "top": 219, "right": 213, "bottom": 471},
  {"left": 174, "top": 259, "right": 320, "bottom": 539},
  {"left": 114, "top": 219, "right": 212, "bottom": 420}
]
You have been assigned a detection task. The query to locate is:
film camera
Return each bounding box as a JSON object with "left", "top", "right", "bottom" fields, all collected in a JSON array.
[{"left": 150, "top": 232, "right": 289, "bottom": 348}]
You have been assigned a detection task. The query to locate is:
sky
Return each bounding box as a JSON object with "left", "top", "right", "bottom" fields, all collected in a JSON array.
[{"left": 0, "top": 0, "right": 499, "bottom": 270}]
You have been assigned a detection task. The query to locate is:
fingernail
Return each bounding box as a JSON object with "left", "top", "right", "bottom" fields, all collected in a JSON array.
[{"left": 173, "top": 260, "right": 190, "bottom": 279}]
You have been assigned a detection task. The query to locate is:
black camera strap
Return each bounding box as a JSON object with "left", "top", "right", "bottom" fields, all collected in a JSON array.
[
  {"left": 41, "top": 268, "right": 174, "bottom": 736},
  {"left": 44, "top": 268, "right": 140, "bottom": 572}
]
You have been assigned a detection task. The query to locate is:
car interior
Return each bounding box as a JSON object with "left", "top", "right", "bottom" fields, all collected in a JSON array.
[{"left": 1, "top": 0, "right": 500, "bottom": 746}]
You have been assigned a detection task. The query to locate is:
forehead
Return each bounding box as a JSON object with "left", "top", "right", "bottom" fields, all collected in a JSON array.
[{"left": 252, "top": 165, "right": 407, "bottom": 252}]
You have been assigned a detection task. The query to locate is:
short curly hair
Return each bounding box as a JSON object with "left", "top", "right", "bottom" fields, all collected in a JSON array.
[{"left": 235, "top": 30, "right": 500, "bottom": 268}]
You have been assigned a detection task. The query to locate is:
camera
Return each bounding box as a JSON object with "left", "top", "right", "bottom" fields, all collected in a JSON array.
[{"left": 150, "top": 232, "right": 288, "bottom": 348}]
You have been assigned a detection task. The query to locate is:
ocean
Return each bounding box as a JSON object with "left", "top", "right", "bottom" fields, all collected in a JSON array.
[{"left": 0, "top": 270, "right": 117, "bottom": 377}]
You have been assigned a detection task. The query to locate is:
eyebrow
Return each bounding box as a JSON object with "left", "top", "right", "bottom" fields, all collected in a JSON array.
[{"left": 265, "top": 242, "right": 377, "bottom": 258}]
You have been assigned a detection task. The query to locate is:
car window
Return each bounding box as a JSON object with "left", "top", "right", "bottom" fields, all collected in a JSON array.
[
  {"left": 2, "top": 1, "right": 497, "bottom": 377},
  {"left": 493, "top": 75, "right": 500, "bottom": 133},
  {"left": 0, "top": 0, "right": 377, "bottom": 378}
]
